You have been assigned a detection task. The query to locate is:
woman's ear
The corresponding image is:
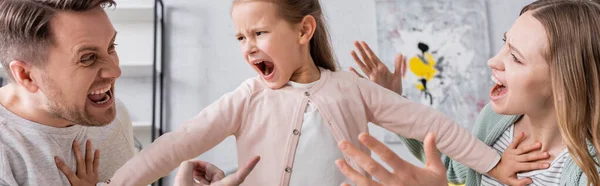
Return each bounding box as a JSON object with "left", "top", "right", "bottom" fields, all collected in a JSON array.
[{"left": 298, "top": 15, "right": 317, "bottom": 45}]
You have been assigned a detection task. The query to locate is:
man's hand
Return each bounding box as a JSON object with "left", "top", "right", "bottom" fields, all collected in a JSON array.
[
  {"left": 174, "top": 156, "right": 260, "bottom": 186},
  {"left": 336, "top": 133, "right": 448, "bottom": 186}
]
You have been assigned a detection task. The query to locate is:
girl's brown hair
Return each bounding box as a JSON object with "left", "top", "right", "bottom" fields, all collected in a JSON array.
[{"left": 234, "top": 0, "right": 338, "bottom": 71}]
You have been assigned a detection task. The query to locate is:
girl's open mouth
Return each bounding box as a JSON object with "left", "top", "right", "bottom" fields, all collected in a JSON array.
[{"left": 254, "top": 60, "right": 275, "bottom": 80}]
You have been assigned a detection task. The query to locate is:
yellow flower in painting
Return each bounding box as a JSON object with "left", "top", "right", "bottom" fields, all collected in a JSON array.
[{"left": 409, "top": 52, "right": 437, "bottom": 90}]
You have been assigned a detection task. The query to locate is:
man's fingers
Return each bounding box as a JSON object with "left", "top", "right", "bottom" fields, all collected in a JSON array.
[
  {"left": 174, "top": 161, "right": 195, "bottom": 186},
  {"left": 338, "top": 140, "right": 394, "bottom": 182},
  {"left": 351, "top": 50, "right": 371, "bottom": 75},
  {"left": 357, "top": 133, "right": 408, "bottom": 172},
  {"left": 236, "top": 156, "right": 260, "bottom": 178},
  {"left": 423, "top": 133, "right": 445, "bottom": 174},
  {"left": 335, "top": 159, "right": 382, "bottom": 186},
  {"left": 220, "top": 156, "right": 260, "bottom": 185},
  {"left": 349, "top": 67, "right": 365, "bottom": 78},
  {"left": 72, "top": 140, "right": 85, "bottom": 176},
  {"left": 508, "top": 132, "right": 527, "bottom": 150},
  {"left": 55, "top": 156, "right": 78, "bottom": 185},
  {"left": 198, "top": 178, "right": 210, "bottom": 185},
  {"left": 191, "top": 160, "right": 225, "bottom": 181},
  {"left": 85, "top": 140, "right": 93, "bottom": 174}
]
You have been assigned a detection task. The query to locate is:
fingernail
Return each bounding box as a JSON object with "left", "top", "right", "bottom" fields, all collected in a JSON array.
[
  {"left": 339, "top": 142, "right": 348, "bottom": 150},
  {"left": 543, "top": 163, "right": 550, "bottom": 168},
  {"left": 54, "top": 157, "right": 60, "bottom": 163},
  {"left": 335, "top": 160, "right": 344, "bottom": 168},
  {"left": 543, "top": 152, "right": 549, "bottom": 156}
]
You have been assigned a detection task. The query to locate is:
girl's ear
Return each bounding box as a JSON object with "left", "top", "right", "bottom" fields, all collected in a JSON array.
[{"left": 298, "top": 15, "right": 317, "bottom": 45}]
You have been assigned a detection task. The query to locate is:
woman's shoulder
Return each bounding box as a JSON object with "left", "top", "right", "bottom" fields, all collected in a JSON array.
[{"left": 472, "top": 103, "right": 520, "bottom": 143}]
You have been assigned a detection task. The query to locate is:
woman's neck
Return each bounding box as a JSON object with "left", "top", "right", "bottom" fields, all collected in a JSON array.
[{"left": 515, "top": 106, "right": 566, "bottom": 157}]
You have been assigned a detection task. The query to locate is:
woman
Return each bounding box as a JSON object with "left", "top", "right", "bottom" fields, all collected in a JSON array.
[{"left": 338, "top": 0, "right": 600, "bottom": 185}]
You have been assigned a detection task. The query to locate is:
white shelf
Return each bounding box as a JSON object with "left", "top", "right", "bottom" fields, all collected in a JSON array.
[
  {"left": 120, "top": 63, "right": 155, "bottom": 77},
  {"left": 0, "top": 63, "right": 154, "bottom": 78},
  {"left": 133, "top": 121, "right": 151, "bottom": 128}
]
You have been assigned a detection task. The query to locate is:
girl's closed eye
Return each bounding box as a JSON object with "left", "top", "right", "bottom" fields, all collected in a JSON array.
[{"left": 510, "top": 53, "right": 522, "bottom": 64}]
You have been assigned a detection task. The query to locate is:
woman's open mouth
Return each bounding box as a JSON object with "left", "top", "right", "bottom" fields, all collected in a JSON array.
[{"left": 490, "top": 75, "right": 508, "bottom": 99}]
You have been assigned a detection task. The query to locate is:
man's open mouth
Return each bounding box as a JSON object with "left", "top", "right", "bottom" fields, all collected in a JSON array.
[{"left": 88, "top": 85, "right": 112, "bottom": 105}]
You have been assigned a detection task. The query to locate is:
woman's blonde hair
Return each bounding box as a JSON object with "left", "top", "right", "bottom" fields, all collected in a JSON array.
[{"left": 521, "top": 0, "right": 600, "bottom": 185}]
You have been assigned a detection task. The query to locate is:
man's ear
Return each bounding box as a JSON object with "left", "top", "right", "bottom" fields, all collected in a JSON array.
[
  {"left": 9, "top": 61, "right": 39, "bottom": 93},
  {"left": 298, "top": 15, "right": 317, "bottom": 45}
]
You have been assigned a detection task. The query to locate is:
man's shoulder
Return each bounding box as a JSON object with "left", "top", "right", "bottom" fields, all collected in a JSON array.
[{"left": 112, "top": 98, "right": 132, "bottom": 128}]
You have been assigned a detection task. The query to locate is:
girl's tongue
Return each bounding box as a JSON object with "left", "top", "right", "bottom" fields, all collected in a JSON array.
[{"left": 262, "top": 61, "right": 275, "bottom": 76}]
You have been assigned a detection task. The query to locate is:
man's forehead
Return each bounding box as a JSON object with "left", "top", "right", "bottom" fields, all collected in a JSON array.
[{"left": 50, "top": 7, "right": 116, "bottom": 49}]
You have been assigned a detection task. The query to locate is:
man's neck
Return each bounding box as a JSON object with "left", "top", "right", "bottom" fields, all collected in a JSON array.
[{"left": 0, "top": 84, "right": 71, "bottom": 128}]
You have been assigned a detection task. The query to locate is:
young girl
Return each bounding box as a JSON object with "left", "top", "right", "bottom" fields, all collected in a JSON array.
[
  {"left": 104, "top": 0, "right": 534, "bottom": 185},
  {"left": 348, "top": 0, "right": 600, "bottom": 185}
]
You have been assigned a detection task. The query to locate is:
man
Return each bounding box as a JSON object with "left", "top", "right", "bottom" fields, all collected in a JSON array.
[
  {"left": 0, "top": 0, "right": 134, "bottom": 185},
  {"left": 0, "top": 1, "right": 254, "bottom": 185}
]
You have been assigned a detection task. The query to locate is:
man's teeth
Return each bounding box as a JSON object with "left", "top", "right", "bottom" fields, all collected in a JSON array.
[
  {"left": 254, "top": 61, "right": 264, "bottom": 65},
  {"left": 89, "top": 86, "right": 111, "bottom": 95},
  {"left": 491, "top": 76, "right": 503, "bottom": 86}
]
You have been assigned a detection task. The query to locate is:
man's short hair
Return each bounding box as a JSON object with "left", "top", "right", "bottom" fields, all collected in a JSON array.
[{"left": 0, "top": 0, "right": 116, "bottom": 80}]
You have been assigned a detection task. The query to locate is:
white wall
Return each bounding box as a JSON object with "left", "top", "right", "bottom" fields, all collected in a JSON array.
[
  {"left": 486, "top": 0, "right": 535, "bottom": 54},
  {"left": 115, "top": 0, "right": 534, "bottom": 185}
]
